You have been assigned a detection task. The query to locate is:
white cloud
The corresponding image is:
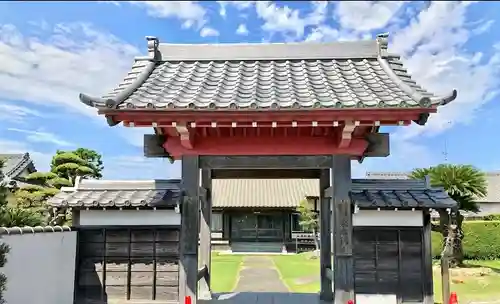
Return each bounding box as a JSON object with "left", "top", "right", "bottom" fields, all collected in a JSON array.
[
  {"left": 236, "top": 24, "right": 249, "bottom": 36},
  {"left": 217, "top": 1, "right": 254, "bottom": 17},
  {"left": 0, "top": 101, "right": 45, "bottom": 124},
  {"left": 334, "top": 1, "right": 405, "bottom": 32},
  {"left": 200, "top": 27, "right": 220, "bottom": 37},
  {"left": 131, "top": 1, "right": 206, "bottom": 29},
  {"left": 254, "top": 1, "right": 329, "bottom": 40},
  {"left": 0, "top": 22, "right": 139, "bottom": 117},
  {"left": 7, "top": 128, "right": 74, "bottom": 147},
  {"left": 0, "top": 22, "right": 151, "bottom": 151},
  {"left": 389, "top": 2, "right": 500, "bottom": 140}
]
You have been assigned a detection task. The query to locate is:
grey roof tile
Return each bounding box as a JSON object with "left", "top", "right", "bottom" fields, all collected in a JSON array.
[
  {"left": 366, "top": 171, "right": 500, "bottom": 203},
  {"left": 350, "top": 189, "right": 456, "bottom": 209},
  {"left": 79, "top": 34, "right": 457, "bottom": 112},
  {"left": 48, "top": 179, "right": 181, "bottom": 208}
]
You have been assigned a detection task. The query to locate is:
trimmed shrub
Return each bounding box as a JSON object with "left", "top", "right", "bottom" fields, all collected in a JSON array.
[
  {"left": 431, "top": 220, "right": 500, "bottom": 260},
  {"left": 483, "top": 214, "right": 500, "bottom": 221}
]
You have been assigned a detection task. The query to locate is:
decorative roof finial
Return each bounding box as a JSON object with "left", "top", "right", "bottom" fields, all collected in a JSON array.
[
  {"left": 376, "top": 33, "right": 389, "bottom": 58},
  {"left": 146, "top": 36, "right": 160, "bottom": 61}
]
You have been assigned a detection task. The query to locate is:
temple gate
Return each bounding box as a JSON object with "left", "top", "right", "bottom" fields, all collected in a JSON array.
[{"left": 78, "top": 33, "right": 457, "bottom": 304}]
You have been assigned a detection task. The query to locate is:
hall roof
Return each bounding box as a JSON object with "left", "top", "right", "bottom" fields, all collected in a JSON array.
[
  {"left": 79, "top": 34, "right": 456, "bottom": 113},
  {"left": 0, "top": 153, "right": 37, "bottom": 188}
]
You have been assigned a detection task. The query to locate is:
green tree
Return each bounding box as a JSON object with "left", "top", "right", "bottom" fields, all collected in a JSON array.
[
  {"left": 14, "top": 148, "right": 103, "bottom": 225},
  {"left": 410, "top": 164, "right": 487, "bottom": 266},
  {"left": 297, "top": 199, "right": 319, "bottom": 251},
  {"left": 50, "top": 151, "right": 96, "bottom": 185},
  {"left": 73, "top": 148, "right": 104, "bottom": 179},
  {"left": 0, "top": 160, "right": 11, "bottom": 304}
]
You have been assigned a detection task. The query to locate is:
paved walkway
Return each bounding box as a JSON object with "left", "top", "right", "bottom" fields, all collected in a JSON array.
[
  {"left": 202, "top": 292, "right": 322, "bottom": 304},
  {"left": 233, "top": 256, "right": 289, "bottom": 292}
]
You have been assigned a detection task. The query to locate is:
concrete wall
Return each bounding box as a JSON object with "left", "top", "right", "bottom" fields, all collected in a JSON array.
[
  {"left": 79, "top": 209, "right": 181, "bottom": 226},
  {"left": 0, "top": 227, "right": 77, "bottom": 304}
]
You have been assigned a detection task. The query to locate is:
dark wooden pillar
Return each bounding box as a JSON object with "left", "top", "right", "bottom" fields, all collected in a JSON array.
[
  {"left": 199, "top": 169, "right": 212, "bottom": 299},
  {"left": 422, "top": 211, "right": 434, "bottom": 304},
  {"left": 331, "top": 155, "right": 354, "bottom": 304},
  {"left": 179, "top": 156, "right": 200, "bottom": 303},
  {"left": 319, "top": 169, "right": 333, "bottom": 301}
]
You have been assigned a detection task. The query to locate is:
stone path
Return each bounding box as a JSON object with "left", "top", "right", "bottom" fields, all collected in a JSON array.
[
  {"left": 233, "top": 256, "right": 289, "bottom": 292},
  {"left": 199, "top": 256, "right": 324, "bottom": 304},
  {"left": 202, "top": 292, "right": 322, "bottom": 304}
]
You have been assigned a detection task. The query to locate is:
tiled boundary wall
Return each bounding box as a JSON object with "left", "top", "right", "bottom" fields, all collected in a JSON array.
[{"left": 0, "top": 226, "right": 77, "bottom": 304}]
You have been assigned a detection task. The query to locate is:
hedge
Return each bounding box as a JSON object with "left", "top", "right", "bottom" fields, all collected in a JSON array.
[{"left": 431, "top": 220, "right": 500, "bottom": 260}]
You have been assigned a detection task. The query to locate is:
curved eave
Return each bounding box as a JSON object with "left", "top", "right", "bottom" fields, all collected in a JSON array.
[
  {"left": 79, "top": 58, "right": 157, "bottom": 110},
  {"left": 377, "top": 56, "right": 458, "bottom": 108}
]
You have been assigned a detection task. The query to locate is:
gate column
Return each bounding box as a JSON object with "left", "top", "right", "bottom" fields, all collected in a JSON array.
[
  {"left": 319, "top": 169, "right": 333, "bottom": 301},
  {"left": 179, "top": 156, "right": 200, "bottom": 303},
  {"left": 331, "top": 155, "right": 354, "bottom": 303}
]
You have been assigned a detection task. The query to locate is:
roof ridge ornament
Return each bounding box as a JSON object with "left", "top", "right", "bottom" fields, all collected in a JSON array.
[
  {"left": 146, "top": 36, "right": 161, "bottom": 61},
  {"left": 376, "top": 33, "right": 389, "bottom": 58}
]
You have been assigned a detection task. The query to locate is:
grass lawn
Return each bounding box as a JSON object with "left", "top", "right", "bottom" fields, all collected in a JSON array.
[
  {"left": 272, "top": 252, "right": 320, "bottom": 292},
  {"left": 271, "top": 253, "right": 500, "bottom": 303},
  {"left": 210, "top": 252, "right": 243, "bottom": 292},
  {"left": 433, "top": 260, "right": 500, "bottom": 303}
]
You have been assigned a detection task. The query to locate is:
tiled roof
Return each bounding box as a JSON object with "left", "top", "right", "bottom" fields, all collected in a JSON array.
[
  {"left": 48, "top": 179, "right": 181, "bottom": 209},
  {"left": 211, "top": 178, "right": 456, "bottom": 210},
  {"left": 0, "top": 153, "right": 37, "bottom": 186},
  {"left": 79, "top": 34, "right": 456, "bottom": 112},
  {"left": 366, "top": 171, "right": 500, "bottom": 203},
  {"left": 212, "top": 179, "right": 316, "bottom": 208}
]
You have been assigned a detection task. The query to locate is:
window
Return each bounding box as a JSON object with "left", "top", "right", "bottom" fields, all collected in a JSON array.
[
  {"left": 211, "top": 212, "right": 223, "bottom": 232},
  {"left": 291, "top": 213, "right": 302, "bottom": 231}
]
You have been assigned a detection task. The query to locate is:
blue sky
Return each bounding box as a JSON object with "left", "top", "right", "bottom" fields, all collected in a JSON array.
[{"left": 0, "top": 1, "right": 499, "bottom": 179}]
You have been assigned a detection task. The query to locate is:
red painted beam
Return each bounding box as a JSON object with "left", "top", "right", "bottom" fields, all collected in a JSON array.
[
  {"left": 124, "top": 120, "right": 412, "bottom": 128},
  {"left": 163, "top": 135, "right": 369, "bottom": 159},
  {"left": 108, "top": 108, "right": 434, "bottom": 125}
]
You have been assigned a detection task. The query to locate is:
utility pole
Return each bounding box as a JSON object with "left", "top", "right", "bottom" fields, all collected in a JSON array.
[{"left": 442, "top": 121, "right": 452, "bottom": 162}]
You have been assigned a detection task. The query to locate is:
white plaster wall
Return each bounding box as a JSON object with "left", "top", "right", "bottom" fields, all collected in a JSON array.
[
  {"left": 80, "top": 209, "right": 181, "bottom": 226},
  {"left": 356, "top": 294, "right": 398, "bottom": 304},
  {"left": 353, "top": 210, "right": 423, "bottom": 227},
  {"left": 2, "top": 231, "right": 77, "bottom": 304}
]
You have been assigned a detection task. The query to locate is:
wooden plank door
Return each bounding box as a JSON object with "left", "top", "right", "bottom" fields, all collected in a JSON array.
[{"left": 76, "top": 227, "right": 180, "bottom": 304}]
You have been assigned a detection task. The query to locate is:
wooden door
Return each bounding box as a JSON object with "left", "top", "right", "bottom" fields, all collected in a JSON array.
[
  {"left": 76, "top": 227, "right": 180, "bottom": 303},
  {"left": 353, "top": 227, "right": 424, "bottom": 302}
]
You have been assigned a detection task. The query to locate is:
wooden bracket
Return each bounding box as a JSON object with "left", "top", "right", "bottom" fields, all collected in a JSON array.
[
  {"left": 339, "top": 121, "right": 356, "bottom": 148},
  {"left": 176, "top": 124, "right": 194, "bottom": 149}
]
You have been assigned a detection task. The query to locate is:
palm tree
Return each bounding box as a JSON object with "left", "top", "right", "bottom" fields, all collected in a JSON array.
[{"left": 410, "top": 164, "right": 487, "bottom": 266}]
